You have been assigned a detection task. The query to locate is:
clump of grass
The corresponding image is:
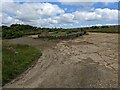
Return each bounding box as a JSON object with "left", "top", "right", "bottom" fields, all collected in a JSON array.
[{"left": 2, "top": 42, "right": 42, "bottom": 85}]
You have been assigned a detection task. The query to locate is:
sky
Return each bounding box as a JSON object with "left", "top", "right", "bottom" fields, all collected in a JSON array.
[{"left": 1, "top": 0, "right": 120, "bottom": 28}]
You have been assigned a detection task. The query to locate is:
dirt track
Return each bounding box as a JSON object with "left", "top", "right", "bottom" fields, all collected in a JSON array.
[{"left": 4, "top": 33, "right": 118, "bottom": 88}]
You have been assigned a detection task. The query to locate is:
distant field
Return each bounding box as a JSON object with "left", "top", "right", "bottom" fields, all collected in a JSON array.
[
  {"left": 2, "top": 42, "right": 42, "bottom": 85},
  {"left": 86, "top": 26, "right": 119, "bottom": 33}
]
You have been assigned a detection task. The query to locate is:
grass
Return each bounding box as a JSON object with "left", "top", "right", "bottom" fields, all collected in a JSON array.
[{"left": 2, "top": 42, "right": 42, "bottom": 85}]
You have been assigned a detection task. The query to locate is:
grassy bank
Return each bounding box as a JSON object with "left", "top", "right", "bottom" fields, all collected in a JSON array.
[{"left": 2, "top": 42, "right": 42, "bottom": 85}]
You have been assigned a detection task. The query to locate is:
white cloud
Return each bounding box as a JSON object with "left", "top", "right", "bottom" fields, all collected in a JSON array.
[
  {"left": 94, "top": 24, "right": 102, "bottom": 26},
  {"left": 105, "top": 24, "right": 117, "bottom": 26},
  {"left": 2, "top": 2, "right": 119, "bottom": 27},
  {"left": 59, "top": 13, "right": 77, "bottom": 23},
  {"left": 46, "top": 8, "right": 119, "bottom": 27},
  {"left": 73, "top": 8, "right": 119, "bottom": 23},
  {"left": 80, "top": 23, "right": 118, "bottom": 28},
  {"left": 95, "top": 8, "right": 119, "bottom": 20},
  {"left": 2, "top": 13, "right": 24, "bottom": 26},
  {"left": 3, "top": 2, "right": 64, "bottom": 22},
  {"left": 2, "top": 13, "right": 14, "bottom": 25},
  {"left": 73, "top": 11, "right": 101, "bottom": 22},
  {"left": 2, "top": 2, "right": 19, "bottom": 14},
  {"left": 2, "top": 2, "right": 64, "bottom": 26},
  {"left": 35, "top": 3, "right": 64, "bottom": 16},
  {"left": 1, "top": 0, "right": 14, "bottom": 2}
]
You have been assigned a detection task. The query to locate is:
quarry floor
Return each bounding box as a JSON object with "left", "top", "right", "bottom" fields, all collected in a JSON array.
[{"left": 4, "top": 33, "right": 118, "bottom": 88}]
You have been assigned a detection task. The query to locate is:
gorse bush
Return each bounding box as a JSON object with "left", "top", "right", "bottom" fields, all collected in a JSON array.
[{"left": 2, "top": 24, "right": 38, "bottom": 39}]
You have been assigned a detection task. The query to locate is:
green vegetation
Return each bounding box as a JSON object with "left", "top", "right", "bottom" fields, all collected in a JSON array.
[
  {"left": 2, "top": 24, "right": 40, "bottom": 39},
  {"left": 2, "top": 42, "right": 42, "bottom": 85},
  {"left": 2, "top": 24, "right": 85, "bottom": 39},
  {"left": 2, "top": 24, "right": 119, "bottom": 39}
]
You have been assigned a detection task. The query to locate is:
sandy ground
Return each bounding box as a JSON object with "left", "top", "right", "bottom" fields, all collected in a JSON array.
[{"left": 4, "top": 33, "right": 118, "bottom": 88}]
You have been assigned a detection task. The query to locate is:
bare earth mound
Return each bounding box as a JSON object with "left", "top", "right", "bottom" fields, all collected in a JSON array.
[{"left": 4, "top": 33, "right": 118, "bottom": 88}]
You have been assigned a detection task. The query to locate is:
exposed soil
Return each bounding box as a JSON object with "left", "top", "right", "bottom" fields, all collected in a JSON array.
[{"left": 4, "top": 33, "right": 118, "bottom": 88}]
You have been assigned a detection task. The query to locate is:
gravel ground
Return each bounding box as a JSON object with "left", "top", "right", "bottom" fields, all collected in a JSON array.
[{"left": 4, "top": 33, "right": 118, "bottom": 88}]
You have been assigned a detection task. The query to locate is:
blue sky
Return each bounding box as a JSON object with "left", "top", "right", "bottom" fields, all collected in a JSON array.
[{"left": 1, "top": 1, "right": 119, "bottom": 28}]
